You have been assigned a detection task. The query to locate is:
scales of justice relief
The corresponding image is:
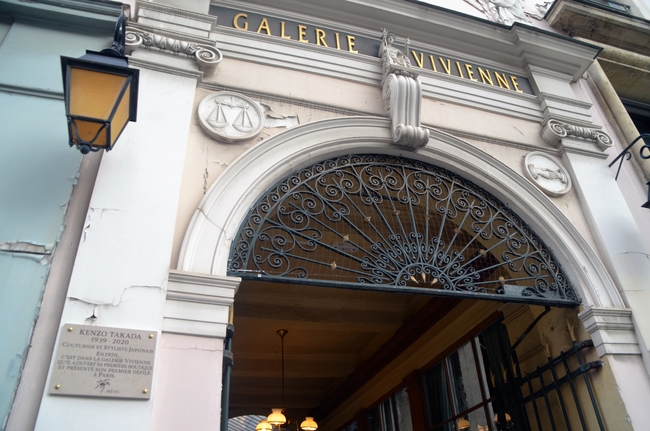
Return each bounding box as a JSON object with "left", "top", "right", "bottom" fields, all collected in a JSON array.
[{"left": 198, "top": 91, "right": 265, "bottom": 143}]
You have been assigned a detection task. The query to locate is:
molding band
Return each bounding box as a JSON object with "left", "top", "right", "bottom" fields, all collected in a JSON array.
[
  {"left": 163, "top": 270, "right": 240, "bottom": 338},
  {"left": 579, "top": 307, "right": 641, "bottom": 356},
  {"left": 127, "top": 57, "right": 204, "bottom": 80},
  {"left": 0, "top": 83, "right": 63, "bottom": 100}
]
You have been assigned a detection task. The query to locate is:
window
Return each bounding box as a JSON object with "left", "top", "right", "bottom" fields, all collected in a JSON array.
[
  {"left": 422, "top": 322, "right": 522, "bottom": 431},
  {"left": 368, "top": 388, "right": 413, "bottom": 431}
]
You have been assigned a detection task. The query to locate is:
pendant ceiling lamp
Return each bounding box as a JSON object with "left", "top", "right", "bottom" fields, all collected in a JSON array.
[{"left": 257, "top": 329, "right": 318, "bottom": 431}]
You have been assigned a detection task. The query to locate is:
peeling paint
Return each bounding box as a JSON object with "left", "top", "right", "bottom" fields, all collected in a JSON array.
[
  {"left": 0, "top": 241, "right": 52, "bottom": 255},
  {"left": 82, "top": 207, "right": 121, "bottom": 242}
]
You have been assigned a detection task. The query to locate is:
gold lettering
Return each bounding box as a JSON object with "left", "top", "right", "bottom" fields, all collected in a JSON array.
[
  {"left": 347, "top": 35, "right": 358, "bottom": 53},
  {"left": 298, "top": 25, "right": 309, "bottom": 43},
  {"left": 510, "top": 76, "right": 523, "bottom": 93},
  {"left": 233, "top": 13, "right": 248, "bottom": 31},
  {"left": 411, "top": 51, "right": 424, "bottom": 68},
  {"left": 335, "top": 32, "right": 341, "bottom": 50},
  {"left": 315, "top": 28, "right": 328, "bottom": 47},
  {"left": 465, "top": 64, "right": 477, "bottom": 82},
  {"left": 429, "top": 55, "right": 437, "bottom": 72},
  {"left": 256, "top": 17, "right": 272, "bottom": 35},
  {"left": 478, "top": 68, "right": 493, "bottom": 85},
  {"left": 280, "top": 22, "right": 291, "bottom": 39},
  {"left": 438, "top": 57, "right": 451, "bottom": 74},
  {"left": 455, "top": 61, "right": 464, "bottom": 78},
  {"left": 494, "top": 72, "right": 510, "bottom": 90}
]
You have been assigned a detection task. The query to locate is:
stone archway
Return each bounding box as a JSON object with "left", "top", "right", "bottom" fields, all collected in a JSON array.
[
  {"left": 162, "top": 116, "right": 632, "bottom": 431},
  {"left": 178, "top": 116, "right": 623, "bottom": 311}
]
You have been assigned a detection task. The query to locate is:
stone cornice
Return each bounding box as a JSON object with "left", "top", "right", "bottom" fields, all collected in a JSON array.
[
  {"left": 0, "top": 0, "right": 122, "bottom": 29},
  {"left": 135, "top": 1, "right": 218, "bottom": 40},
  {"left": 547, "top": 0, "right": 650, "bottom": 57},
  {"left": 0, "top": 83, "right": 63, "bottom": 100},
  {"left": 217, "top": 0, "right": 600, "bottom": 80},
  {"left": 537, "top": 92, "right": 594, "bottom": 125}
]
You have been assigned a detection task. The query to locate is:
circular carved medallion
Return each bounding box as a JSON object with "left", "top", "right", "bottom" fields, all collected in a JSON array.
[
  {"left": 524, "top": 152, "right": 572, "bottom": 197},
  {"left": 198, "top": 92, "right": 264, "bottom": 143}
]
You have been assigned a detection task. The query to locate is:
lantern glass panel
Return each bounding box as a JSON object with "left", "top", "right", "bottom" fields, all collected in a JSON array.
[
  {"left": 68, "top": 67, "right": 128, "bottom": 120},
  {"left": 69, "top": 118, "right": 107, "bottom": 147},
  {"left": 110, "top": 82, "right": 131, "bottom": 145}
]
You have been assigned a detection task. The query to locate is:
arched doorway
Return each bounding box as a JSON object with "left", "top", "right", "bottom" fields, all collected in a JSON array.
[{"left": 178, "top": 117, "right": 622, "bottom": 431}]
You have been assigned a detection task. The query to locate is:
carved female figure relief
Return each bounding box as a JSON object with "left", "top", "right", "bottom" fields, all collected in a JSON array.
[
  {"left": 379, "top": 28, "right": 415, "bottom": 84},
  {"left": 488, "top": 0, "right": 531, "bottom": 25},
  {"left": 464, "top": 0, "right": 532, "bottom": 25},
  {"left": 379, "top": 28, "right": 411, "bottom": 69}
]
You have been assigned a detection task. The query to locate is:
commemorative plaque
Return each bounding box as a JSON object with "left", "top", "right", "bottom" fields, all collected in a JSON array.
[{"left": 49, "top": 324, "right": 157, "bottom": 399}]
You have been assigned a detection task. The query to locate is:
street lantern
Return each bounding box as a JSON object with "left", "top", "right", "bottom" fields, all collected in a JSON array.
[{"left": 60, "top": 14, "right": 139, "bottom": 154}]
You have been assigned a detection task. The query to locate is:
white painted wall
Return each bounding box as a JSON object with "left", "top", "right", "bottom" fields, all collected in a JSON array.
[{"left": 34, "top": 67, "right": 197, "bottom": 431}]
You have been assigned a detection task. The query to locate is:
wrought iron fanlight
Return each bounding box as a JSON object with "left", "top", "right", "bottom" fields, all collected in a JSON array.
[{"left": 229, "top": 155, "right": 579, "bottom": 307}]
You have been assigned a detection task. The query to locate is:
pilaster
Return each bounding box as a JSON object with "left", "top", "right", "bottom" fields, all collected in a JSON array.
[
  {"left": 540, "top": 119, "right": 650, "bottom": 377},
  {"left": 152, "top": 271, "right": 240, "bottom": 431}
]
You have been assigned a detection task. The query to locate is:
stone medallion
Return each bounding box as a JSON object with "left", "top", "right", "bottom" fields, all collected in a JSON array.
[
  {"left": 524, "top": 151, "right": 571, "bottom": 197},
  {"left": 198, "top": 91, "right": 264, "bottom": 143}
]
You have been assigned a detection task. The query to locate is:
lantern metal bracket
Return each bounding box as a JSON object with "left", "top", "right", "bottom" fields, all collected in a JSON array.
[
  {"left": 609, "top": 133, "right": 650, "bottom": 180},
  {"left": 608, "top": 133, "right": 650, "bottom": 209},
  {"left": 103, "top": 13, "right": 127, "bottom": 58}
]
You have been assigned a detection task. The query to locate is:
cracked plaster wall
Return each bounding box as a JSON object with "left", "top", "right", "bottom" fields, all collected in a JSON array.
[
  {"left": 151, "top": 333, "right": 224, "bottom": 431},
  {"left": 171, "top": 86, "right": 347, "bottom": 267},
  {"left": 33, "top": 67, "right": 198, "bottom": 431}
]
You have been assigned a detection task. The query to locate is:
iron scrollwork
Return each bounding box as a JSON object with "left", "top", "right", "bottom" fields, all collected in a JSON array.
[{"left": 228, "top": 155, "right": 579, "bottom": 306}]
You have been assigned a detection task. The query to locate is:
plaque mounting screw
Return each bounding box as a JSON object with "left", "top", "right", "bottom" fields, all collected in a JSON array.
[
  {"left": 55, "top": 384, "right": 61, "bottom": 390},
  {"left": 149, "top": 334, "right": 154, "bottom": 339},
  {"left": 67, "top": 327, "right": 73, "bottom": 332},
  {"left": 142, "top": 389, "right": 148, "bottom": 394}
]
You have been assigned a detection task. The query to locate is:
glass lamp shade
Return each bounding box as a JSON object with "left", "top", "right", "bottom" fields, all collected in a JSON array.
[
  {"left": 457, "top": 418, "right": 470, "bottom": 430},
  {"left": 256, "top": 420, "right": 273, "bottom": 431},
  {"left": 494, "top": 413, "right": 512, "bottom": 423},
  {"left": 300, "top": 417, "right": 318, "bottom": 431},
  {"left": 61, "top": 51, "right": 139, "bottom": 153},
  {"left": 267, "top": 409, "right": 286, "bottom": 426}
]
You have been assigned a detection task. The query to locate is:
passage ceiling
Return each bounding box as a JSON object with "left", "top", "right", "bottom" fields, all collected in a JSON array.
[{"left": 229, "top": 280, "right": 458, "bottom": 421}]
